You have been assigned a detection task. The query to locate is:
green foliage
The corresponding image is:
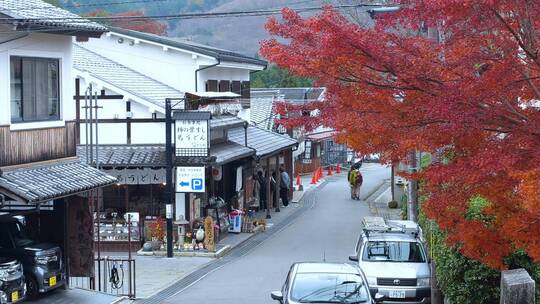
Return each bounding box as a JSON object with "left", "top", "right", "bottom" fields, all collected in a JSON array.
[
  {"left": 43, "top": 0, "right": 60, "bottom": 6},
  {"left": 419, "top": 202, "right": 540, "bottom": 304},
  {"left": 251, "top": 65, "right": 313, "bottom": 88},
  {"left": 420, "top": 153, "right": 432, "bottom": 170}
]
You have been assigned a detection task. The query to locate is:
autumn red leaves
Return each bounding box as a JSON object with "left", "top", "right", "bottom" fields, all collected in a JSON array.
[{"left": 260, "top": 1, "right": 540, "bottom": 269}]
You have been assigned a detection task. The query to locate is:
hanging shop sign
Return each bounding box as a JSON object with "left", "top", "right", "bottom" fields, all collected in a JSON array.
[
  {"left": 174, "top": 111, "right": 211, "bottom": 157},
  {"left": 304, "top": 140, "right": 312, "bottom": 159},
  {"left": 104, "top": 168, "right": 166, "bottom": 185},
  {"left": 212, "top": 166, "right": 222, "bottom": 181},
  {"left": 176, "top": 166, "right": 206, "bottom": 193}
]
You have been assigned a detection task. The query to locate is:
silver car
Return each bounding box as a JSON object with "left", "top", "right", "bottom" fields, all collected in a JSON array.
[
  {"left": 271, "top": 262, "right": 386, "bottom": 304},
  {"left": 349, "top": 218, "right": 431, "bottom": 304}
]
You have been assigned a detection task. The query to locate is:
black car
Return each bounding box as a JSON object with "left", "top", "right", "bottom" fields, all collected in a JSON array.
[
  {"left": 0, "top": 217, "right": 65, "bottom": 300},
  {"left": 0, "top": 257, "right": 26, "bottom": 304},
  {"left": 271, "top": 262, "right": 386, "bottom": 304}
]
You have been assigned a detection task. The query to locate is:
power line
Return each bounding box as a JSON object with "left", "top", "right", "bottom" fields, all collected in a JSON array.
[
  {"left": 5, "top": 0, "right": 174, "bottom": 12},
  {"left": 63, "top": 0, "right": 171, "bottom": 9},
  {"left": 0, "top": 3, "right": 386, "bottom": 23}
]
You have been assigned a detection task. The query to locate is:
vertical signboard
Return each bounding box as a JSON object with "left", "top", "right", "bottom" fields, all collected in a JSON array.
[{"left": 174, "top": 111, "right": 211, "bottom": 157}]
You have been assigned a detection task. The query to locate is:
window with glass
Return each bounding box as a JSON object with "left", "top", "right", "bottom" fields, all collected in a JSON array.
[
  {"left": 10, "top": 56, "right": 60, "bottom": 122},
  {"left": 291, "top": 273, "right": 370, "bottom": 303},
  {"left": 362, "top": 241, "right": 426, "bottom": 262}
]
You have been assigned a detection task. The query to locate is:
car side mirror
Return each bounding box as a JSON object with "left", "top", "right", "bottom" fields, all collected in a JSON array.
[
  {"left": 374, "top": 293, "right": 386, "bottom": 303},
  {"left": 271, "top": 291, "right": 284, "bottom": 302},
  {"left": 349, "top": 255, "right": 359, "bottom": 262}
]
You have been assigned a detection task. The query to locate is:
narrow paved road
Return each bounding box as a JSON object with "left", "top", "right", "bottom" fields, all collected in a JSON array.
[{"left": 162, "top": 164, "right": 389, "bottom": 304}]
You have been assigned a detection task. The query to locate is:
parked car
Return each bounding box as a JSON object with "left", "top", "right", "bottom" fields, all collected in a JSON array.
[
  {"left": 271, "top": 262, "right": 386, "bottom": 304},
  {"left": 0, "top": 257, "right": 26, "bottom": 303},
  {"left": 0, "top": 216, "right": 65, "bottom": 300},
  {"left": 349, "top": 217, "right": 431, "bottom": 304}
]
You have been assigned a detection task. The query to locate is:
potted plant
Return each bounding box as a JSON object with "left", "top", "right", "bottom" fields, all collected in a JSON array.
[{"left": 147, "top": 217, "right": 165, "bottom": 251}]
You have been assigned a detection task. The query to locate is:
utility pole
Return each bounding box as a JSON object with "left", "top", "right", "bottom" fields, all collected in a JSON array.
[
  {"left": 165, "top": 98, "right": 173, "bottom": 258},
  {"left": 408, "top": 151, "right": 418, "bottom": 222}
]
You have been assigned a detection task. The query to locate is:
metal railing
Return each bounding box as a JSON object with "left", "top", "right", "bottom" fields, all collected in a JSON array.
[{"left": 70, "top": 257, "right": 136, "bottom": 299}]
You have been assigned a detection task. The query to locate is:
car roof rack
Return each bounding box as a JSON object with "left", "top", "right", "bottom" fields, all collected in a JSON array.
[{"left": 362, "top": 216, "right": 421, "bottom": 239}]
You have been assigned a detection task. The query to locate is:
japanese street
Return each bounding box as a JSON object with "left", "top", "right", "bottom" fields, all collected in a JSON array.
[{"left": 159, "top": 164, "right": 390, "bottom": 304}]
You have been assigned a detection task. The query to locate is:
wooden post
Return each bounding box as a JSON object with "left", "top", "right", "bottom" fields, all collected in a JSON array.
[
  {"left": 266, "top": 157, "right": 271, "bottom": 219},
  {"left": 391, "top": 163, "right": 395, "bottom": 202},
  {"left": 431, "top": 260, "right": 443, "bottom": 304},
  {"left": 501, "top": 269, "right": 535, "bottom": 304},
  {"left": 275, "top": 154, "right": 280, "bottom": 212}
]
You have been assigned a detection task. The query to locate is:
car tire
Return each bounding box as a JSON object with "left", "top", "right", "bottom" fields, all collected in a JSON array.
[{"left": 26, "top": 275, "right": 39, "bottom": 300}]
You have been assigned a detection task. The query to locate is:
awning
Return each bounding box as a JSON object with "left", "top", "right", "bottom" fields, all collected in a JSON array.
[
  {"left": 186, "top": 92, "right": 240, "bottom": 98},
  {"left": 210, "top": 141, "right": 255, "bottom": 165},
  {"left": 228, "top": 126, "right": 298, "bottom": 158},
  {"left": 0, "top": 159, "right": 116, "bottom": 204},
  {"left": 210, "top": 116, "right": 246, "bottom": 130},
  {"left": 306, "top": 131, "right": 336, "bottom": 142}
]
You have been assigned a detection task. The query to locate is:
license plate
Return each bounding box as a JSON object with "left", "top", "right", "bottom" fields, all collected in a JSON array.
[
  {"left": 11, "top": 291, "right": 19, "bottom": 302},
  {"left": 49, "top": 276, "right": 57, "bottom": 286},
  {"left": 389, "top": 290, "right": 406, "bottom": 298}
]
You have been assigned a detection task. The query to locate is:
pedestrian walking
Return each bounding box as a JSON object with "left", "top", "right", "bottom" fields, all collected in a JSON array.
[
  {"left": 347, "top": 167, "right": 356, "bottom": 199},
  {"left": 257, "top": 170, "right": 267, "bottom": 210},
  {"left": 279, "top": 165, "right": 290, "bottom": 207},
  {"left": 354, "top": 168, "right": 363, "bottom": 200}
]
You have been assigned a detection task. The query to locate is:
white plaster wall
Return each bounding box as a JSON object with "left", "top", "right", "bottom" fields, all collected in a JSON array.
[
  {"left": 78, "top": 33, "right": 258, "bottom": 95},
  {"left": 77, "top": 35, "right": 211, "bottom": 92},
  {"left": 0, "top": 32, "right": 73, "bottom": 128},
  {"left": 131, "top": 122, "right": 165, "bottom": 144},
  {"left": 198, "top": 66, "right": 250, "bottom": 93},
  {"left": 80, "top": 123, "right": 127, "bottom": 145}
]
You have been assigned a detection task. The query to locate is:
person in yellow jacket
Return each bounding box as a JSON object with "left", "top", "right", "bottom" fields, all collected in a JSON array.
[{"left": 348, "top": 168, "right": 358, "bottom": 199}]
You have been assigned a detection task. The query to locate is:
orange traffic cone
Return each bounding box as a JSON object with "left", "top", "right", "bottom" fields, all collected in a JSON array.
[
  {"left": 296, "top": 174, "right": 301, "bottom": 186},
  {"left": 311, "top": 171, "right": 317, "bottom": 184},
  {"left": 328, "top": 165, "right": 333, "bottom": 176},
  {"left": 336, "top": 163, "right": 341, "bottom": 174},
  {"left": 317, "top": 167, "right": 323, "bottom": 181}
]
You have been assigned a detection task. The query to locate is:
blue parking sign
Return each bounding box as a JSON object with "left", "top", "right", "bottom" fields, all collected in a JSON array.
[{"left": 192, "top": 178, "right": 203, "bottom": 191}]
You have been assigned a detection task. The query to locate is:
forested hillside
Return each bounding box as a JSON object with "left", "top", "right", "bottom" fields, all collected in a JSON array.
[{"left": 50, "top": 0, "right": 369, "bottom": 55}]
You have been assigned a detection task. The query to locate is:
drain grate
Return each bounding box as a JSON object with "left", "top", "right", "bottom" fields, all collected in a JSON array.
[{"left": 142, "top": 183, "right": 326, "bottom": 304}]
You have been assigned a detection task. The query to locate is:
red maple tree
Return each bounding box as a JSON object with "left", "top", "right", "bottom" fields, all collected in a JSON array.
[
  {"left": 261, "top": 2, "right": 540, "bottom": 269},
  {"left": 86, "top": 10, "right": 167, "bottom": 35}
]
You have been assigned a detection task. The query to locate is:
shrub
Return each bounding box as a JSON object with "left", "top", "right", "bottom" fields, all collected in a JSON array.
[
  {"left": 387, "top": 200, "right": 398, "bottom": 208},
  {"left": 420, "top": 203, "right": 540, "bottom": 304}
]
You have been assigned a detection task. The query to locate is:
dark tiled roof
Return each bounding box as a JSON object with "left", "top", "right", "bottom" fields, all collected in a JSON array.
[
  {"left": 211, "top": 141, "right": 254, "bottom": 165},
  {"left": 250, "top": 95, "right": 276, "bottom": 131},
  {"left": 228, "top": 126, "right": 297, "bottom": 158},
  {"left": 77, "top": 145, "right": 166, "bottom": 167},
  {"left": 210, "top": 116, "right": 246, "bottom": 130},
  {"left": 77, "top": 142, "right": 253, "bottom": 167},
  {"left": 173, "top": 111, "right": 211, "bottom": 121},
  {"left": 0, "top": 160, "right": 116, "bottom": 203},
  {"left": 73, "top": 45, "right": 183, "bottom": 109},
  {"left": 109, "top": 27, "right": 267, "bottom": 67},
  {"left": 0, "top": 0, "right": 107, "bottom": 35}
]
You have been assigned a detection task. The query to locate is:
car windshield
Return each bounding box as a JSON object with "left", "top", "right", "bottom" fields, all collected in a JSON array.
[
  {"left": 290, "top": 273, "right": 370, "bottom": 303},
  {"left": 2, "top": 221, "right": 37, "bottom": 248},
  {"left": 362, "top": 241, "right": 425, "bottom": 262}
]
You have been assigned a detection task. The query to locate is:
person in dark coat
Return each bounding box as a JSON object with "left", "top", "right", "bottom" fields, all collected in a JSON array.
[
  {"left": 279, "top": 166, "right": 291, "bottom": 207},
  {"left": 257, "top": 171, "right": 267, "bottom": 210}
]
